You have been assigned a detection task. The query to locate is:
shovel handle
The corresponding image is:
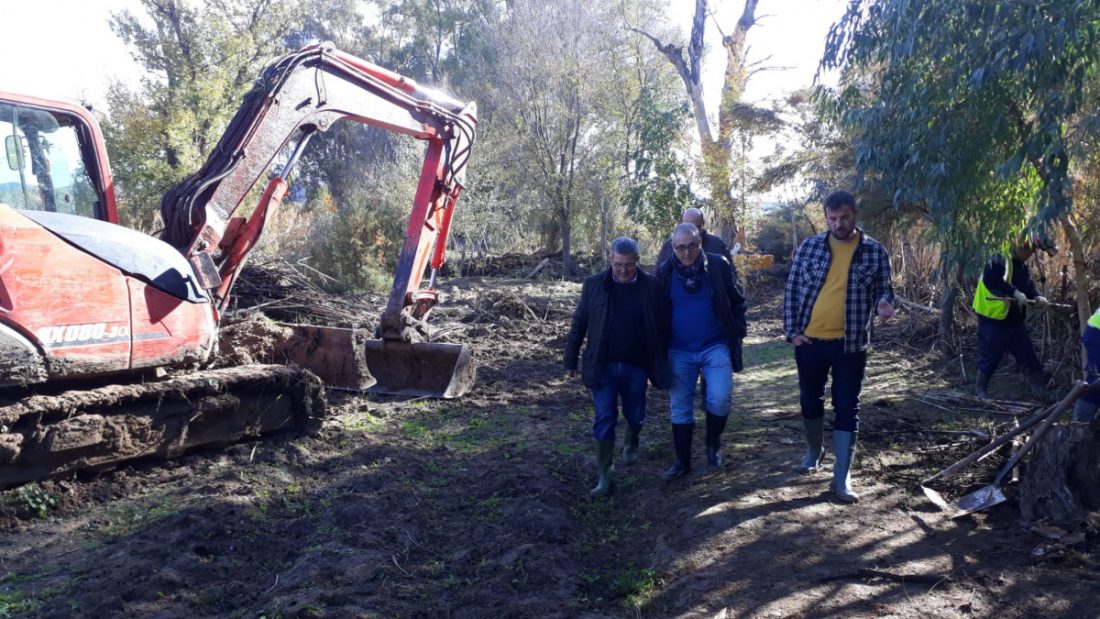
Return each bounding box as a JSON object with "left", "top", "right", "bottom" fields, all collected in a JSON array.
[
  {"left": 991, "top": 380, "right": 1086, "bottom": 485},
  {"left": 984, "top": 297, "right": 1072, "bottom": 309}
]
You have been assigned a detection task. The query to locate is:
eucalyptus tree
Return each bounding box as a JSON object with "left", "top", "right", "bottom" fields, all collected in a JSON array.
[{"left": 822, "top": 0, "right": 1100, "bottom": 332}]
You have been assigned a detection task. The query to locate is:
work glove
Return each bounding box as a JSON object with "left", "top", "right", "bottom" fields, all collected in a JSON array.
[
  {"left": 1035, "top": 296, "right": 1050, "bottom": 305},
  {"left": 1012, "top": 290, "right": 1028, "bottom": 304}
]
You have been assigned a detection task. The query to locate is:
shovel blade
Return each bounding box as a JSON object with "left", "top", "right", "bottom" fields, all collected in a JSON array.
[
  {"left": 949, "top": 485, "right": 1007, "bottom": 518},
  {"left": 363, "top": 339, "right": 476, "bottom": 398}
]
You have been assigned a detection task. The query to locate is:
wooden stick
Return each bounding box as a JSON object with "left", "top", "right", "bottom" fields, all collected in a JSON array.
[
  {"left": 984, "top": 297, "right": 1073, "bottom": 309},
  {"left": 922, "top": 380, "right": 1100, "bottom": 485}
]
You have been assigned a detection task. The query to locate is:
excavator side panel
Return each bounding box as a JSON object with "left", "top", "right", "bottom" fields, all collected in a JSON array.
[
  {"left": 128, "top": 280, "right": 217, "bottom": 371},
  {"left": 0, "top": 205, "right": 131, "bottom": 382}
]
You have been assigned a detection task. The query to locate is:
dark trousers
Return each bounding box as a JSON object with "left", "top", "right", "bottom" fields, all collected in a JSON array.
[
  {"left": 977, "top": 318, "right": 1041, "bottom": 376},
  {"left": 591, "top": 361, "right": 648, "bottom": 440},
  {"left": 1083, "top": 327, "right": 1100, "bottom": 406},
  {"left": 795, "top": 339, "right": 867, "bottom": 433}
]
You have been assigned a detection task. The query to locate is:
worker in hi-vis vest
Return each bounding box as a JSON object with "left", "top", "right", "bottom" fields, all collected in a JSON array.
[
  {"left": 972, "top": 236, "right": 1056, "bottom": 399},
  {"left": 1074, "top": 306, "right": 1100, "bottom": 422}
]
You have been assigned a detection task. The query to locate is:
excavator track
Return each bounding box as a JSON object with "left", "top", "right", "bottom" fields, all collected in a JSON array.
[{"left": 0, "top": 365, "right": 325, "bottom": 489}]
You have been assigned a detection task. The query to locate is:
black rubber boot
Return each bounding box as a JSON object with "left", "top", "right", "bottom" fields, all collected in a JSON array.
[
  {"left": 590, "top": 439, "right": 615, "bottom": 497},
  {"left": 662, "top": 423, "right": 694, "bottom": 480},
  {"left": 622, "top": 425, "right": 641, "bottom": 464},
  {"left": 704, "top": 413, "right": 728, "bottom": 467},
  {"left": 975, "top": 371, "right": 992, "bottom": 399}
]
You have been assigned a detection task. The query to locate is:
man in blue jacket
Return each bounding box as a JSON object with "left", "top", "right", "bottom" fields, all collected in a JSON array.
[
  {"left": 656, "top": 223, "right": 747, "bottom": 480},
  {"left": 564, "top": 237, "right": 667, "bottom": 497}
]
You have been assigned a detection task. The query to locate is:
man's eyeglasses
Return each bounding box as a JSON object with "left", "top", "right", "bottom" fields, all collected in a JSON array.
[
  {"left": 674, "top": 243, "right": 700, "bottom": 253},
  {"left": 612, "top": 261, "right": 638, "bottom": 269}
]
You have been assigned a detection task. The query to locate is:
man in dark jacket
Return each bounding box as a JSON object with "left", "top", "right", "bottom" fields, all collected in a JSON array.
[
  {"left": 971, "top": 237, "right": 1055, "bottom": 399},
  {"left": 656, "top": 223, "right": 747, "bottom": 480},
  {"left": 564, "top": 237, "right": 667, "bottom": 497},
  {"left": 655, "top": 208, "right": 733, "bottom": 267}
]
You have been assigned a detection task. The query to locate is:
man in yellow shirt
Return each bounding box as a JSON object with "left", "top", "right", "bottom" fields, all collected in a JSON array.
[{"left": 783, "top": 191, "right": 895, "bottom": 503}]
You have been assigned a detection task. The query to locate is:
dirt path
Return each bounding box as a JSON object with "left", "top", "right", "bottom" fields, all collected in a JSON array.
[{"left": 0, "top": 276, "right": 1096, "bottom": 618}]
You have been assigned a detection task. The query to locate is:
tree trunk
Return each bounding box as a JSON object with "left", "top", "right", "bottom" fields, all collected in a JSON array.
[
  {"left": 1019, "top": 422, "right": 1100, "bottom": 527},
  {"left": 642, "top": 0, "right": 759, "bottom": 237},
  {"left": 560, "top": 205, "right": 575, "bottom": 276},
  {"left": 1060, "top": 213, "right": 1092, "bottom": 378},
  {"left": 937, "top": 261, "right": 961, "bottom": 357},
  {"left": 599, "top": 197, "right": 609, "bottom": 269}
]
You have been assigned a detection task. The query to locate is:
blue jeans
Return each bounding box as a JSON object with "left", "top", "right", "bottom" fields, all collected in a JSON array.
[
  {"left": 591, "top": 361, "right": 648, "bottom": 440},
  {"left": 668, "top": 343, "right": 733, "bottom": 425},
  {"left": 795, "top": 339, "right": 867, "bottom": 433},
  {"left": 977, "top": 319, "right": 1041, "bottom": 376}
]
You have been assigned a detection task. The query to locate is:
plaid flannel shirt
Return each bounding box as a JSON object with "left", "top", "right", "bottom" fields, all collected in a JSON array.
[{"left": 783, "top": 229, "right": 894, "bottom": 353}]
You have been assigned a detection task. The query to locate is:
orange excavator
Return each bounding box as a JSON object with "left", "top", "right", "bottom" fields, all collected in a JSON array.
[{"left": 0, "top": 44, "right": 476, "bottom": 487}]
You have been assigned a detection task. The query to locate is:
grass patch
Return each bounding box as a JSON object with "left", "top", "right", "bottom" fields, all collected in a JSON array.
[{"left": 100, "top": 497, "right": 179, "bottom": 535}]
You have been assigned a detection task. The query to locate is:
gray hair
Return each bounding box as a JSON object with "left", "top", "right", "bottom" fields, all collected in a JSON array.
[
  {"left": 610, "top": 236, "right": 640, "bottom": 258},
  {"left": 672, "top": 223, "right": 700, "bottom": 239}
]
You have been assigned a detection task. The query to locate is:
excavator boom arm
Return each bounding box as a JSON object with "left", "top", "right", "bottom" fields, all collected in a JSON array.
[{"left": 159, "top": 44, "right": 476, "bottom": 330}]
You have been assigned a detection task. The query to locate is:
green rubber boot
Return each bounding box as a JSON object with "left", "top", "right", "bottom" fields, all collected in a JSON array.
[
  {"left": 799, "top": 416, "right": 825, "bottom": 473},
  {"left": 831, "top": 430, "right": 860, "bottom": 504},
  {"left": 590, "top": 439, "right": 615, "bottom": 497},
  {"left": 622, "top": 425, "right": 641, "bottom": 464}
]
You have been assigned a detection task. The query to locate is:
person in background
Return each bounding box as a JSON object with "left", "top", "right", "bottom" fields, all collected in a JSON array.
[
  {"left": 971, "top": 235, "right": 1057, "bottom": 399},
  {"left": 656, "top": 208, "right": 733, "bottom": 267},
  {"left": 783, "top": 190, "right": 894, "bottom": 504},
  {"left": 1073, "top": 305, "right": 1100, "bottom": 422},
  {"left": 564, "top": 237, "right": 667, "bottom": 497},
  {"left": 656, "top": 223, "right": 746, "bottom": 480}
]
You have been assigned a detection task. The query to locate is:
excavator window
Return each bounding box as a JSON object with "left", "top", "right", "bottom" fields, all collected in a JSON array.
[{"left": 0, "top": 103, "right": 97, "bottom": 218}]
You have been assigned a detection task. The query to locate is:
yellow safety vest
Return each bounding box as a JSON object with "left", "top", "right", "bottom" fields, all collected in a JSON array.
[
  {"left": 972, "top": 256, "right": 1013, "bottom": 320},
  {"left": 1089, "top": 308, "right": 1100, "bottom": 330}
]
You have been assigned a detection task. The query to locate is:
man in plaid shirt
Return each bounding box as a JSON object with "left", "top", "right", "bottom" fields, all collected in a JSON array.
[{"left": 783, "top": 190, "right": 895, "bottom": 503}]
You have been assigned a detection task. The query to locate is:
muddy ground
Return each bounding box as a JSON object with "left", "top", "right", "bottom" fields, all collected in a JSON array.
[{"left": 1, "top": 272, "right": 1098, "bottom": 618}]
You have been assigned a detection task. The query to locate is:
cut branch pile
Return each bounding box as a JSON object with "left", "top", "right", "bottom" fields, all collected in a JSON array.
[{"left": 229, "top": 260, "right": 379, "bottom": 328}]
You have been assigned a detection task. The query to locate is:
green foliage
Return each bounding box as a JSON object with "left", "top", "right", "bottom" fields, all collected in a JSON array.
[
  {"left": 821, "top": 0, "right": 1100, "bottom": 270},
  {"left": 624, "top": 87, "right": 698, "bottom": 241},
  {"left": 752, "top": 202, "right": 816, "bottom": 261},
  {"left": 14, "top": 483, "right": 57, "bottom": 519}
]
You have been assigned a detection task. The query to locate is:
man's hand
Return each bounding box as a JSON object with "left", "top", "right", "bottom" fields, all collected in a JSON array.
[
  {"left": 877, "top": 299, "right": 896, "bottom": 320},
  {"left": 790, "top": 335, "right": 812, "bottom": 346},
  {"left": 1035, "top": 296, "right": 1050, "bottom": 306},
  {"left": 1012, "top": 290, "right": 1029, "bottom": 304}
]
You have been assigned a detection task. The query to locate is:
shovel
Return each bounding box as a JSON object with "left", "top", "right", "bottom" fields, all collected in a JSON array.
[
  {"left": 924, "top": 381, "right": 1089, "bottom": 515},
  {"left": 363, "top": 339, "right": 476, "bottom": 398},
  {"left": 947, "top": 406, "right": 1060, "bottom": 517}
]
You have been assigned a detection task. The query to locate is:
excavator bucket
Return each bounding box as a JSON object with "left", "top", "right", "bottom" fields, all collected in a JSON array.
[{"left": 363, "top": 340, "right": 476, "bottom": 398}]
